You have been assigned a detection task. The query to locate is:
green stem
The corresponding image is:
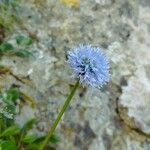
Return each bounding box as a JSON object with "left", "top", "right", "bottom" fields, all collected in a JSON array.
[{"left": 39, "top": 79, "right": 80, "bottom": 150}]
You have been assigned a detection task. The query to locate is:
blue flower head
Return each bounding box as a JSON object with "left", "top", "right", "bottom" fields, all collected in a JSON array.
[{"left": 68, "top": 44, "right": 110, "bottom": 88}]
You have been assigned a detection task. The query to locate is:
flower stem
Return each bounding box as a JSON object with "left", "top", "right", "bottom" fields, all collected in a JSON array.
[{"left": 39, "top": 79, "right": 80, "bottom": 150}]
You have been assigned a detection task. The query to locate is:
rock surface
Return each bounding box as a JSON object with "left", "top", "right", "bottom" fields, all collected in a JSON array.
[{"left": 0, "top": 0, "right": 150, "bottom": 149}]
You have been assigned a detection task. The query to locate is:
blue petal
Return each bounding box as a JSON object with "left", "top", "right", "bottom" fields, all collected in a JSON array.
[{"left": 68, "top": 44, "right": 110, "bottom": 88}]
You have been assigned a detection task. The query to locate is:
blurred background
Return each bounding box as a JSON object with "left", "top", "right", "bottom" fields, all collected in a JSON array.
[{"left": 0, "top": 0, "right": 150, "bottom": 150}]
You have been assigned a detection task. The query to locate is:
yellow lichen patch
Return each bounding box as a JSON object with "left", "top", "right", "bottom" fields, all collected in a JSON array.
[
  {"left": 20, "top": 92, "right": 37, "bottom": 108},
  {"left": 0, "top": 65, "right": 11, "bottom": 75},
  {"left": 60, "top": 0, "right": 80, "bottom": 6}
]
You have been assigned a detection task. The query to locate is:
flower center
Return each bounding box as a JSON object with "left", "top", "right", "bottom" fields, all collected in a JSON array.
[
  {"left": 77, "top": 57, "right": 95, "bottom": 76},
  {"left": 82, "top": 57, "right": 90, "bottom": 65}
]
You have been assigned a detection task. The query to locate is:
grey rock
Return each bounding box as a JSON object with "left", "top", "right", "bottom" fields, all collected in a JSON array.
[{"left": 1, "top": 0, "right": 150, "bottom": 149}]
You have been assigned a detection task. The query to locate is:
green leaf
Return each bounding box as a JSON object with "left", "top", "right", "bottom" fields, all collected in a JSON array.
[
  {"left": 6, "top": 88, "right": 20, "bottom": 102},
  {"left": 4, "top": 0, "right": 19, "bottom": 7},
  {"left": 1, "top": 125, "right": 19, "bottom": 137},
  {"left": 0, "top": 42, "right": 14, "bottom": 52},
  {"left": 1, "top": 116, "right": 15, "bottom": 127},
  {"left": 22, "top": 134, "right": 38, "bottom": 144},
  {"left": 29, "top": 136, "right": 44, "bottom": 143},
  {"left": 15, "top": 49, "right": 32, "bottom": 58},
  {"left": 49, "top": 134, "right": 60, "bottom": 144},
  {"left": 26, "top": 144, "right": 40, "bottom": 150},
  {"left": 16, "top": 35, "right": 32, "bottom": 46},
  {"left": 21, "top": 119, "right": 36, "bottom": 135},
  {"left": 3, "top": 104, "right": 16, "bottom": 115},
  {"left": 0, "top": 141, "right": 17, "bottom": 150}
]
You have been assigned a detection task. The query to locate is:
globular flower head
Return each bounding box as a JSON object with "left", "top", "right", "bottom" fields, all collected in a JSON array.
[{"left": 68, "top": 44, "right": 110, "bottom": 88}]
